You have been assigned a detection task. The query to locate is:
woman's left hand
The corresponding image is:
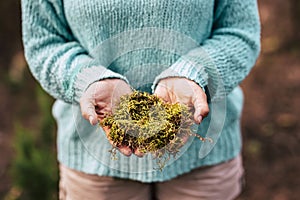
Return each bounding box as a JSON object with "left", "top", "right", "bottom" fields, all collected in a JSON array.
[{"left": 154, "top": 77, "right": 209, "bottom": 124}]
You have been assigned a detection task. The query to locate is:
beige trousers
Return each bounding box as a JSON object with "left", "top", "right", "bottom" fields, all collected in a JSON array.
[{"left": 59, "top": 155, "right": 243, "bottom": 200}]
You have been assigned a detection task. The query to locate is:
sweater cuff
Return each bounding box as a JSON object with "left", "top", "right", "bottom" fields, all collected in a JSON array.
[
  {"left": 74, "top": 66, "right": 129, "bottom": 102},
  {"left": 152, "top": 54, "right": 209, "bottom": 93}
]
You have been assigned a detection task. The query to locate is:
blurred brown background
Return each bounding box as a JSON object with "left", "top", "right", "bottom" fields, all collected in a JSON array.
[{"left": 0, "top": 0, "right": 299, "bottom": 199}]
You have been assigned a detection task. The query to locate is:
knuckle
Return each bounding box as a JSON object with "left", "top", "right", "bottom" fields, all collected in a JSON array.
[{"left": 203, "top": 106, "right": 210, "bottom": 116}]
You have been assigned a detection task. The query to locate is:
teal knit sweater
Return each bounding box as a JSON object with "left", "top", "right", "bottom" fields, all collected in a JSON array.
[{"left": 22, "top": 0, "right": 260, "bottom": 182}]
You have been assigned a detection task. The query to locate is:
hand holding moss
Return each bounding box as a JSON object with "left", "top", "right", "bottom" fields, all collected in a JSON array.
[
  {"left": 79, "top": 78, "right": 133, "bottom": 156},
  {"left": 100, "top": 89, "right": 212, "bottom": 168},
  {"left": 154, "top": 77, "right": 209, "bottom": 124}
]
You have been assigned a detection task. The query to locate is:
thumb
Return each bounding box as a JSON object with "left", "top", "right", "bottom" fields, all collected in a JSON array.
[
  {"left": 80, "top": 98, "right": 98, "bottom": 125},
  {"left": 193, "top": 97, "right": 209, "bottom": 124}
]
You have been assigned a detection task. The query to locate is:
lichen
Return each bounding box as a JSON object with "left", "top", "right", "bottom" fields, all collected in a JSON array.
[{"left": 100, "top": 91, "right": 210, "bottom": 170}]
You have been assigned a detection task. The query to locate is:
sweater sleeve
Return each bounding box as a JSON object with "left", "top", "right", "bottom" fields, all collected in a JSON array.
[
  {"left": 22, "top": 0, "right": 128, "bottom": 103},
  {"left": 152, "top": 0, "right": 261, "bottom": 100}
]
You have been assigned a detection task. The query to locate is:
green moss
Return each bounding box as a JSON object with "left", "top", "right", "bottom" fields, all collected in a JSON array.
[{"left": 100, "top": 91, "right": 209, "bottom": 170}]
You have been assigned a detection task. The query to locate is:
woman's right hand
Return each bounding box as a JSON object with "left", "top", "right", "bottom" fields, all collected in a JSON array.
[{"left": 79, "top": 78, "right": 133, "bottom": 156}]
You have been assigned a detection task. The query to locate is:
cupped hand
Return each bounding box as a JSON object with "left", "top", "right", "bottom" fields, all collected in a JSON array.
[
  {"left": 154, "top": 77, "right": 209, "bottom": 124},
  {"left": 154, "top": 77, "right": 209, "bottom": 147},
  {"left": 134, "top": 78, "right": 210, "bottom": 157},
  {"left": 79, "top": 78, "right": 133, "bottom": 156}
]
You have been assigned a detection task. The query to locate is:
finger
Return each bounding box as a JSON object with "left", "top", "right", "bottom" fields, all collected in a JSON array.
[
  {"left": 133, "top": 148, "right": 145, "bottom": 157},
  {"left": 118, "top": 145, "right": 132, "bottom": 157},
  {"left": 80, "top": 98, "right": 98, "bottom": 125},
  {"left": 193, "top": 97, "right": 209, "bottom": 124}
]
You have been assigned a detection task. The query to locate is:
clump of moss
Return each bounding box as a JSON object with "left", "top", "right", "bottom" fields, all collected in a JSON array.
[{"left": 100, "top": 91, "right": 209, "bottom": 169}]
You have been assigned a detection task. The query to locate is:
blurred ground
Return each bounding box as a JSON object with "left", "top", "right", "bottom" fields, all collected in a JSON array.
[
  {"left": 0, "top": 1, "right": 22, "bottom": 197},
  {"left": 0, "top": 0, "right": 299, "bottom": 199},
  {"left": 239, "top": 1, "right": 300, "bottom": 199}
]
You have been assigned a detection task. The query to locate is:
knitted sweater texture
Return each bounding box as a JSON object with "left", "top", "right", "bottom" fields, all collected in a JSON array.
[{"left": 22, "top": 0, "right": 260, "bottom": 182}]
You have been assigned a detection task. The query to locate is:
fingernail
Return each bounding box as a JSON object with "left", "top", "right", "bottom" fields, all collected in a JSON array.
[
  {"left": 89, "top": 116, "right": 94, "bottom": 125},
  {"left": 198, "top": 116, "right": 203, "bottom": 123}
]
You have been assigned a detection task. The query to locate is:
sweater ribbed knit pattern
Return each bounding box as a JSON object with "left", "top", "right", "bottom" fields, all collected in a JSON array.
[{"left": 22, "top": 0, "right": 260, "bottom": 182}]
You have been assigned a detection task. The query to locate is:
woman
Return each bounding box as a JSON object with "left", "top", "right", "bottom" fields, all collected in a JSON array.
[{"left": 22, "top": 0, "right": 260, "bottom": 199}]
